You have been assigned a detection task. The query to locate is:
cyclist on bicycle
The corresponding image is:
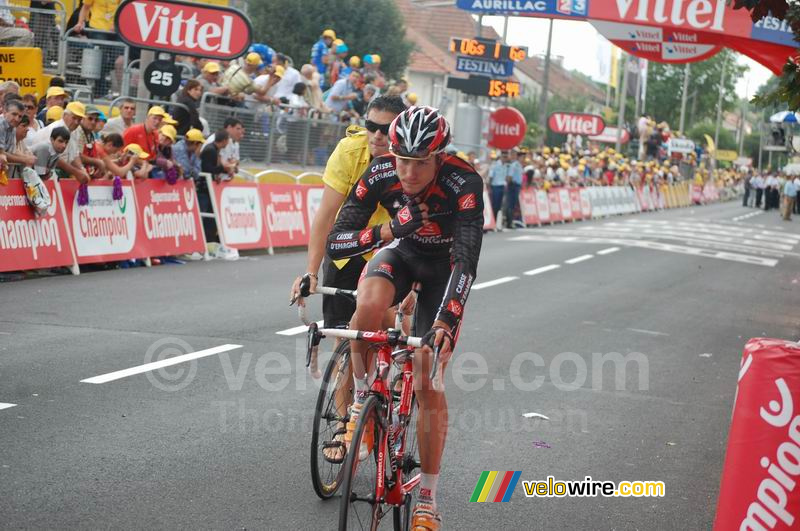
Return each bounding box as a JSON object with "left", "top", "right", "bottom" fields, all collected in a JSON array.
[
  {"left": 289, "top": 95, "right": 407, "bottom": 463},
  {"left": 327, "top": 106, "right": 484, "bottom": 530}
]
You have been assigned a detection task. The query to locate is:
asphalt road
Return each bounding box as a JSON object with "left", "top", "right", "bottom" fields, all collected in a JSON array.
[{"left": 1, "top": 200, "right": 798, "bottom": 530}]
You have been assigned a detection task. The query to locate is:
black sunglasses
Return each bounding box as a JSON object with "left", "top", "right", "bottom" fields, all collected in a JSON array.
[{"left": 365, "top": 120, "right": 391, "bottom": 135}]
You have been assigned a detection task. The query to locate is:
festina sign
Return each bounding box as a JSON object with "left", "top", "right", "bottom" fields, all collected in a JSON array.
[
  {"left": 455, "top": 55, "right": 514, "bottom": 77},
  {"left": 114, "top": 0, "right": 253, "bottom": 60},
  {"left": 547, "top": 112, "right": 605, "bottom": 136}
]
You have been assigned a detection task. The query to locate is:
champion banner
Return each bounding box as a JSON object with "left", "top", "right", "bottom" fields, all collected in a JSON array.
[
  {"left": 209, "top": 179, "right": 270, "bottom": 250},
  {"left": 0, "top": 180, "right": 75, "bottom": 272},
  {"left": 134, "top": 180, "right": 205, "bottom": 256},
  {"left": 258, "top": 183, "right": 323, "bottom": 248},
  {"left": 60, "top": 180, "right": 151, "bottom": 265}
]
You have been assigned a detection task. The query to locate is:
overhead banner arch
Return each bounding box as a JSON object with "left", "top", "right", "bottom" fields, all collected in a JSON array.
[{"left": 456, "top": 0, "right": 797, "bottom": 73}]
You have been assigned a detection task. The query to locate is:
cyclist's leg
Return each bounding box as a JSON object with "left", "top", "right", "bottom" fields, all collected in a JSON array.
[{"left": 410, "top": 258, "right": 453, "bottom": 517}]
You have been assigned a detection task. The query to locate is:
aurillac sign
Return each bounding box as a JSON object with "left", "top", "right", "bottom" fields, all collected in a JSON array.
[{"left": 456, "top": 0, "right": 587, "bottom": 17}]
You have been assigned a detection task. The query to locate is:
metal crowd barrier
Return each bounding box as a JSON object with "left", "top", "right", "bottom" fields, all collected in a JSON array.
[
  {"left": 199, "top": 94, "right": 348, "bottom": 166},
  {"left": 60, "top": 27, "right": 129, "bottom": 101},
  {"left": 2, "top": 1, "right": 67, "bottom": 75}
]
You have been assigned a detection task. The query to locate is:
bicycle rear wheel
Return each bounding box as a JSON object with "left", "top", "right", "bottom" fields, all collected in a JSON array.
[
  {"left": 310, "top": 340, "right": 351, "bottom": 499},
  {"left": 338, "top": 395, "right": 392, "bottom": 531}
]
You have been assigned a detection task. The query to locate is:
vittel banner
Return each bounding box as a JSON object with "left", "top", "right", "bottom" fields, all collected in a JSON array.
[
  {"left": 135, "top": 180, "right": 205, "bottom": 255},
  {"left": 115, "top": 0, "right": 253, "bottom": 60},
  {"left": 0, "top": 180, "right": 75, "bottom": 272},
  {"left": 211, "top": 180, "right": 268, "bottom": 250},
  {"left": 61, "top": 180, "right": 149, "bottom": 264}
]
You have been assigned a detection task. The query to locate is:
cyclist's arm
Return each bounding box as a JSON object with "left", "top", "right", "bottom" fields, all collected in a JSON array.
[
  {"left": 306, "top": 184, "right": 346, "bottom": 275},
  {"left": 435, "top": 177, "right": 485, "bottom": 331}
]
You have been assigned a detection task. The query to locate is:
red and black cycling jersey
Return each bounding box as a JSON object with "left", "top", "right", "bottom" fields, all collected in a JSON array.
[{"left": 327, "top": 153, "right": 484, "bottom": 331}]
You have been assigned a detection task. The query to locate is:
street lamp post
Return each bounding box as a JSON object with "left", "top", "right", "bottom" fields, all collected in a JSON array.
[{"left": 539, "top": 18, "right": 553, "bottom": 145}]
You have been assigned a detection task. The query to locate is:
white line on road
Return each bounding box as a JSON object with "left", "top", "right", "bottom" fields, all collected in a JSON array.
[
  {"left": 276, "top": 320, "right": 323, "bottom": 336},
  {"left": 0, "top": 332, "right": 10, "bottom": 335},
  {"left": 81, "top": 344, "right": 243, "bottom": 384},
  {"left": 597, "top": 247, "right": 621, "bottom": 255},
  {"left": 565, "top": 254, "right": 593, "bottom": 265},
  {"left": 0, "top": 403, "right": 17, "bottom": 411},
  {"left": 524, "top": 264, "right": 561, "bottom": 276},
  {"left": 627, "top": 328, "right": 670, "bottom": 337},
  {"left": 472, "top": 276, "right": 519, "bottom": 290}
]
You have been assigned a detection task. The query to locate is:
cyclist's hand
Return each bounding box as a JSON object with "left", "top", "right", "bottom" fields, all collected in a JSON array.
[
  {"left": 389, "top": 199, "right": 429, "bottom": 239},
  {"left": 421, "top": 323, "right": 454, "bottom": 364},
  {"left": 289, "top": 273, "right": 317, "bottom": 306}
]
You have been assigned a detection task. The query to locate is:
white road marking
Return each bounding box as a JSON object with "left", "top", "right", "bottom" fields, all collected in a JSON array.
[
  {"left": 81, "top": 344, "right": 243, "bottom": 384},
  {"left": 597, "top": 247, "right": 620, "bottom": 255},
  {"left": 565, "top": 254, "right": 593, "bottom": 265},
  {"left": 472, "top": 276, "right": 519, "bottom": 290},
  {"left": 732, "top": 211, "right": 765, "bottom": 222},
  {"left": 627, "top": 328, "right": 670, "bottom": 337},
  {"left": 523, "top": 412, "right": 550, "bottom": 420},
  {"left": 0, "top": 332, "right": 10, "bottom": 335},
  {"left": 0, "top": 403, "right": 17, "bottom": 411},
  {"left": 276, "top": 320, "right": 323, "bottom": 336},
  {"left": 524, "top": 264, "right": 560, "bottom": 276}
]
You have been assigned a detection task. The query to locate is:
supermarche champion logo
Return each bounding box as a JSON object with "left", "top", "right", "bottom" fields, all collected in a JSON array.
[
  {"left": 143, "top": 188, "right": 197, "bottom": 247},
  {"left": 265, "top": 190, "right": 305, "bottom": 240},
  {"left": 0, "top": 188, "right": 62, "bottom": 260},
  {"left": 220, "top": 186, "right": 262, "bottom": 244},
  {"left": 73, "top": 185, "right": 136, "bottom": 256}
]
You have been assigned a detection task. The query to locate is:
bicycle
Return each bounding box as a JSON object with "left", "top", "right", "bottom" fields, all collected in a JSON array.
[
  {"left": 297, "top": 282, "right": 357, "bottom": 500},
  {"left": 307, "top": 322, "right": 441, "bottom": 530}
]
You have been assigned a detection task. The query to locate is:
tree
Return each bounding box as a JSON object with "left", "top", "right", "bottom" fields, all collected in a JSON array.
[
  {"left": 643, "top": 50, "right": 747, "bottom": 133},
  {"left": 248, "top": 0, "right": 413, "bottom": 79},
  {"left": 687, "top": 120, "right": 737, "bottom": 151}
]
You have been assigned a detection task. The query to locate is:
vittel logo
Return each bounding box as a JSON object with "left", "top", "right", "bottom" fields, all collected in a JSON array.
[
  {"left": 548, "top": 113, "right": 605, "bottom": 136},
  {"left": 614, "top": 0, "right": 727, "bottom": 32},
  {"left": 490, "top": 121, "right": 521, "bottom": 136}
]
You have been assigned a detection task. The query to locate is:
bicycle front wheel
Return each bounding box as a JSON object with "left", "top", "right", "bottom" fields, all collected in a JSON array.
[
  {"left": 310, "top": 340, "right": 351, "bottom": 499},
  {"left": 338, "top": 395, "right": 391, "bottom": 531}
]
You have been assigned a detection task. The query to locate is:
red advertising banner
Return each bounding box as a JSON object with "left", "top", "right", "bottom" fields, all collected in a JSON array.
[
  {"left": 536, "top": 190, "right": 551, "bottom": 224},
  {"left": 557, "top": 188, "right": 573, "bottom": 221},
  {"left": 548, "top": 190, "right": 563, "bottom": 223},
  {"left": 579, "top": 188, "right": 592, "bottom": 219},
  {"left": 134, "top": 179, "right": 205, "bottom": 256},
  {"left": 209, "top": 179, "right": 270, "bottom": 251},
  {"left": 0, "top": 180, "right": 76, "bottom": 272},
  {"left": 258, "top": 183, "right": 323, "bottom": 248},
  {"left": 569, "top": 188, "right": 583, "bottom": 221},
  {"left": 114, "top": 0, "right": 253, "bottom": 60},
  {"left": 60, "top": 180, "right": 150, "bottom": 265},
  {"left": 548, "top": 112, "right": 605, "bottom": 136},
  {"left": 714, "top": 338, "right": 800, "bottom": 531},
  {"left": 691, "top": 184, "right": 704, "bottom": 204},
  {"left": 519, "top": 187, "right": 539, "bottom": 226}
]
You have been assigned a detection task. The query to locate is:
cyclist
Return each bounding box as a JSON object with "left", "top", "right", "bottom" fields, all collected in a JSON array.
[
  {"left": 327, "top": 106, "right": 484, "bottom": 530},
  {"left": 289, "top": 95, "right": 407, "bottom": 463}
]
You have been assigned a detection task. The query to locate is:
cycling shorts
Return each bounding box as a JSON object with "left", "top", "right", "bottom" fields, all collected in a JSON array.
[
  {"left": 361, "top": 242, "right": 451, "bottom": 336},
  {"left": 321, "top": 255, "right": 367, "bottom": 328}
]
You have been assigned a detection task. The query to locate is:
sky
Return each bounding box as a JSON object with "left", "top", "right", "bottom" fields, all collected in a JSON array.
[{"left": 482, "top": 16, "right": 775, "bottom": 99}]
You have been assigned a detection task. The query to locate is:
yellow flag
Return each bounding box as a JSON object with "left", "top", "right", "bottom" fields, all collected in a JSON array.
[
  {"left": 703, "top": 134, "right": 716, "bottom": 155},
  {"left": 609, "top": 46, "right": 619, "bottom": 89}
]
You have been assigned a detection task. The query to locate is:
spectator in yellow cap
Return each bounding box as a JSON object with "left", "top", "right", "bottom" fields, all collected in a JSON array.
[
  {"left": 38, "top": 86, "right": 67, "bottom": 123},
  {"left": 173, "top": 128, "right": 204, "bottom": 182},
  {"left": 404, "top": 92, "right": 418, "bottom": 106},
  {"left": 197, "top": 61, "right": 229, "bottom": 96},
  {"left": 149, "top": 125, "right": 180, "bottom": 180},
  {"left": 220, "top": 54, "right": 270, "bottom": 101},
  {"left": 312, "top": 29, "right": 336, "bottom": 85},
  {"left": 121, "top": 143, "right": 152, "bottom": 179},
  {"left": 45, "top": 105, "right": 63, "bottom": 125},
  {"left": 28, "top": 101, "right": 92, "bottom": 183}
]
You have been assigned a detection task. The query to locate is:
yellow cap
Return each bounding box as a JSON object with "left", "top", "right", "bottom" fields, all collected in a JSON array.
[
  {"left": 371, "top": 54, "right": 381, "bottom": 64},
  {"left": 542, "top": 147, "right": 551, "bottom": 154},
  {"left": 46, "top": 86, "right": 66, "bottom": 98},
  {"left": 349, "top": 56, "right": 361, "bottom": 68},
  {"left": 246, "top": 52, "right": 262, "bottom": 66},
  {"left": 125, "top": 143, "right": 150, "bottom": 160},
  {"left": 65, "top": 101, "right": 86, "bottom": 118},
  {"left": 185, "top": 128, "right": 205, "bottom": 143},
  {"left": 147, "top": 105, "right": 168, "bottom": 117},
  {"left": 406, "top": 92, "right": 418, "bottom": 105},
  {"left": 202, "top": 61, "right": 221, "bottom": 74},
  {"left": 46, "top": 105, "right": 63, "bottom": 121},
  {"left": 163, "top": 114, "right": 178, "bottom": 126},
  {"left": 322, "top": 29, "right": 336, "bottom": 39},
  {"left": 333, "top": 38, "right": 344, "bottom": 47},
  {"left": 273, "top": 65, "right": 285, "bottom": 78},
  {"left": 159, "top": 125, "right": 177, "bottom": 142}
]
